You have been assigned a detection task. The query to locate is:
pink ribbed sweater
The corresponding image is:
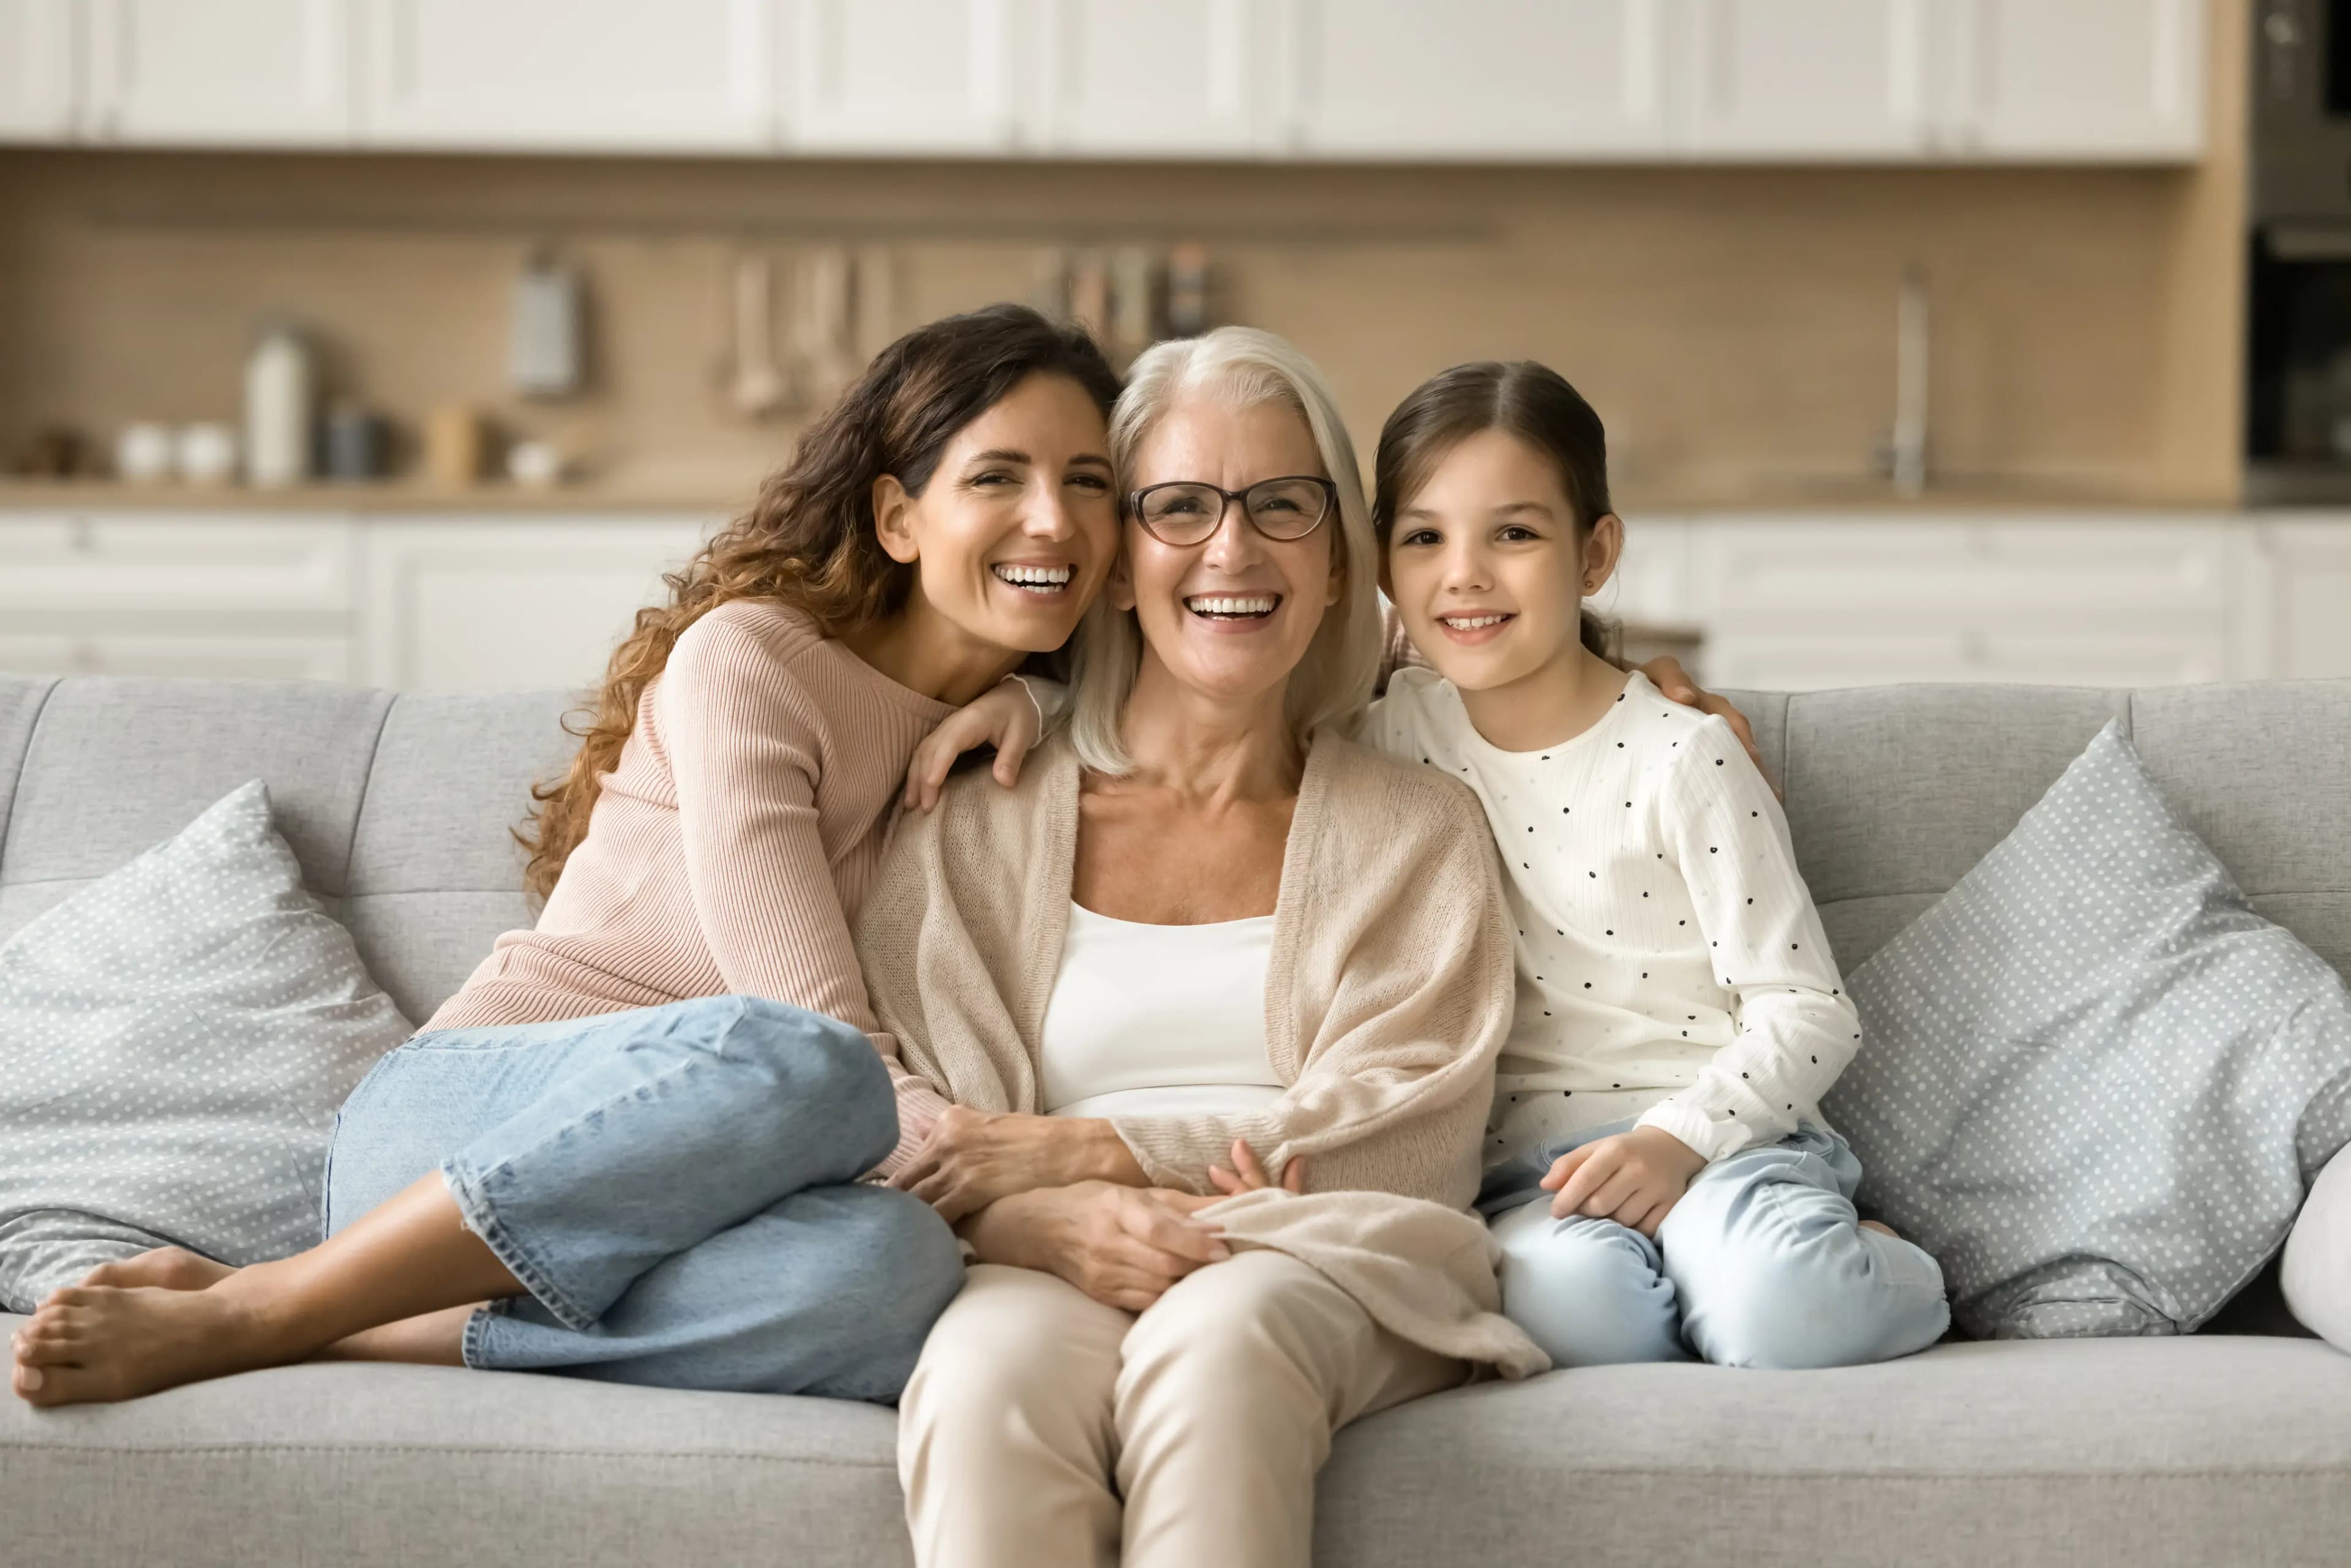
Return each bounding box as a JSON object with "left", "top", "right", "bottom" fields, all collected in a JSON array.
[{"left": 425, "top": 598, "right": 957, "bottom": 1171}]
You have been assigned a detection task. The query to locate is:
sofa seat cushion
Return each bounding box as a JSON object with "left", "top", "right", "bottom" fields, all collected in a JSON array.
[{"left": 6, "top": 1327, "right": 2347, "bottom": 1568}]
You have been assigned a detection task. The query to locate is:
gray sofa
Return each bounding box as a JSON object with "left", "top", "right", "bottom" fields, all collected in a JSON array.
[{"left": 3, "top": 672, "right": 2349, "bottom": 1568}]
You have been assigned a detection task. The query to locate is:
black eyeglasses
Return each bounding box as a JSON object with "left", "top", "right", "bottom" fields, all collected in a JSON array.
[{"left": 1125, "top": 476, "right": 1337, "bottom": 546}]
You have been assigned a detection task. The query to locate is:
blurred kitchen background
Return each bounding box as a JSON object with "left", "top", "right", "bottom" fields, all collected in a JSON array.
[{"left": 1, "top": 0, "right": 2344, "bottom": 694}]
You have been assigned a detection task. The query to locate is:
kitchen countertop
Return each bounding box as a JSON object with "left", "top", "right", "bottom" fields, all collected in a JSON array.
[
  {"left": 0, "top": 478, "right": 748, "bottom": 515},
  {"left": 0, "top": 476, "right": 2260, "bottom": 516}
]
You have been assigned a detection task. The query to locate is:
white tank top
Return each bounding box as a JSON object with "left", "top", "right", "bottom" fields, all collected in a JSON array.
[{"left": 1038, "top": 901, "right": 1284, "bottom": 1120}]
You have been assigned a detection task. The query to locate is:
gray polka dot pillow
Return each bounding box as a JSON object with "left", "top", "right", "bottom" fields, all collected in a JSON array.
[
  {"left": 0, "top": 781, "right": 412, "bottom": 1311},
  {"left": 1824, "top": 721, "right": 2351, "bottom": 1340}
]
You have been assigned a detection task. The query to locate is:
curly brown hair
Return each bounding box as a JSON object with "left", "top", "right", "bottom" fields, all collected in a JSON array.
[{"left": 517, "top": 303, "right": 1123, "bottom": 901}]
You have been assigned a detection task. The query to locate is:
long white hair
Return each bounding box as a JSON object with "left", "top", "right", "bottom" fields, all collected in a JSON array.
[{"left": 1066, "top": 327, "right": 1382, "bottom": 775}]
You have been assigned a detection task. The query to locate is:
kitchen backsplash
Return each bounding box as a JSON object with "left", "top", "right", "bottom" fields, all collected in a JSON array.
[{"left": 0, "top": 141, "right": 2241, "bottom": 506}]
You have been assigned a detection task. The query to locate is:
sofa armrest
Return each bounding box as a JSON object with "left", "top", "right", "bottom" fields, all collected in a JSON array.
[{"left": 2284, "top": 1140, "right": 2351, "bottom": 1352}]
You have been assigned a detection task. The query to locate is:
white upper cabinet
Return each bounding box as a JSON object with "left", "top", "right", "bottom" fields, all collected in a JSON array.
[
  {"left": 1285, "top": 0, "right": 1671, "bottom": 159},
  {"left": 13, "top": 0, "right": 2211, "bottom": 163},
  {"left": 1942, "top": 0, "right": 2205, "bottom": 160},
  {"left": 784, "top": 0, "right": 1018, "bottom": 155},
  {"left": 0, "top": 0, "right": 78, "bottom": 141},
  {"left": 1033, "top": 0, "right": 1270, "bottom": 157},
  {"left": 1680, "top": 0, "right": 1935, "bottom": 158},
  {"left": 82, "top": 0, "right": 352, "bottom": 145},
  {"left": 365, "top": 0, "right": 773, "bottom": 152}
]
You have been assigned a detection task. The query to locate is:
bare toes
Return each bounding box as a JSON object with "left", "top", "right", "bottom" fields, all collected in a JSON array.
[
  {"left": 15, "top": 1359, "right": 110, "bottom": 1407},
  {"left": 17, "top": 1316, "right": 86, "bottom": 1354}
]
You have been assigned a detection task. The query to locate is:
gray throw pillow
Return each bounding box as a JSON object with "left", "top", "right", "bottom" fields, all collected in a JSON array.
[
  {"left": 0, "top": 781, "right": 412, "bottom": 1311},
  {"left": 1824, "top": 721, "right": 2351, "bottom": 1340}
]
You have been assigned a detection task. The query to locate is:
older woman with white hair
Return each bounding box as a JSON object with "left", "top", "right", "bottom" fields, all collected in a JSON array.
[{"left": 852, "top": 327, "right": 1548, "bottom": 1568}]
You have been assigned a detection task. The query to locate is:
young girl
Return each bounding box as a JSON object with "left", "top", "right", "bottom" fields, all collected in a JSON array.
[{"left": 1363, "top": 359, "right": 1948, "bottom": 1368}]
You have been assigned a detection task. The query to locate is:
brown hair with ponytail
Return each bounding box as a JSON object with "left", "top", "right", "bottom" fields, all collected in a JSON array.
[
  {"left": 517, "top": 302, "right": 1122, "bottom": 901},
  {"left": 1370, "top": 359, "right": 1619, "bottom": 662}
]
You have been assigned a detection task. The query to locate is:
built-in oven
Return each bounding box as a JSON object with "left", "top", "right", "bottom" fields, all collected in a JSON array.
[{"left": 2246, "top": 1, "right": 2351, "bottom": 498}]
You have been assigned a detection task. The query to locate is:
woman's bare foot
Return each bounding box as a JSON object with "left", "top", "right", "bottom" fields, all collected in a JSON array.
[
  {"left": 78, "top": 1247, "right": 235, "bottom": 1292},
  {"left": 11, "top": 1283, "right": 287, "bottom": 1407}
]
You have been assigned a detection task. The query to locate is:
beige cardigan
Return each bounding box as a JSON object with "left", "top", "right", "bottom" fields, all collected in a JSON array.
[{"left": 855, "top": 729, "right": 1550, "bottom": 1378}]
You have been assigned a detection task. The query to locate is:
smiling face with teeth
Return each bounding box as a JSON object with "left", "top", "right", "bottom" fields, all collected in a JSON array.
[
  {"left": 1381, "top": 426, "right": 1622, "bottom": 705},
  {"left": 1114, "top": 395, "right": 1344, "bottom": 722},
  {"left": 869, "top": 370, "right": 1120, "bottom": 661}
]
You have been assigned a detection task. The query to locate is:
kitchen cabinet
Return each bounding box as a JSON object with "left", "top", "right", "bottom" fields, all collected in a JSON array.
[
  {"left": 784, "top": 0, "right": 1018, "bottom": 156},
  {"left": 0, "top": 0, "right": 78, "bottom": 141},
  {"left": 1285, "top": 0, "right": 1671, "bottom": 159},
  {"left": 0, "top": 632, "right": 354, "bottom": 680},
  {"left": 1680, "top": 0, "right": 1935, "bottom": 159},
  {"left": 81, "top": 0, "right": 353, "bottom": 146},
  {"left": 2237, "top": 516, "right": 2351, "bottom": 680},
  {"left": 1616, "top": 513, "right": 2240, "bottom": 690},
  {"left": 1943, "top": 0, "right": 2205, "bottom": 160},
  {"left": 364, "top": 0, "right": 774, "bottom": 152},
  {"left": 9, "top": 505, "right": 2333, "bottom": 695},
  {"left": 360, "top": 517, "right": 714, "bottom": 691},
  {"left": 5, "top": 0, "right": 2212, "bottom": 163},
  {"left": 1033, "top": 0, "right": 1270, "bottom": 157},
  {"left": 0, "top": 512, "right": 359, "bottom": 681}
]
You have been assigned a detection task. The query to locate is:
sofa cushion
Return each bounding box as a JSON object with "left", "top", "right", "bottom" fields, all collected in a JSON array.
[
  {"left": 0, "top": 677, "right": 392, "bottom": 945},
  {"left": 342, "top": 688, "right": 576, "bottom": 1022},
  {"left": 1826, "top": 721, "right": 2351, "bottom": 1338},
  {"left": 0, "top": 782, "right": 411, "bottom": 1310},
  {"left": 4, "top": 1330, "right": 2346, "bottom": 1568}
]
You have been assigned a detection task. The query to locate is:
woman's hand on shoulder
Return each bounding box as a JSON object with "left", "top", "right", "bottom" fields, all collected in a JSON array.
[
  {"left": 962, "top": 1181, "right": 1230, "bottom": 1312},
  {"left": 889, "top": 1105, "right": 1147, "bottom": 1221},
  {"left": 1539, "top": 1126, "right": 1708, "bottom": 1237},
  {"left": 901, "top": 675, "right": 1042, "bottom": 814},
  {"left": 1637, "top": 656, "right": 1773, "bottom": 795}
]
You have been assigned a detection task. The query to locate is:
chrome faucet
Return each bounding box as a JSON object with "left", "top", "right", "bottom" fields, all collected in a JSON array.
[{"left": 1880, "top": 265, "right": 1930, "bottom": 498}]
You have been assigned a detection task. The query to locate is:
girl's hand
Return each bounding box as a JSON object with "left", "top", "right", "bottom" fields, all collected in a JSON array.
[
  {"left": 889, "top": 1105, "right": 1144, "bottom": 1222},
  {"left": 1207, "top": 1138, "right": 1307, "bottom": 1197},
  {"left": 901, "top": 675, "right": 1041, "bottom": 814},
  {"left": 962, "top": 1182, "right": 1231, "bottom": 1312},
  {"left": 1539, "top": 1126, "right": 1708, "bottom": 1237},
  {"left": 1638, "top": 656, "right": 1772, "bottom": 793}
]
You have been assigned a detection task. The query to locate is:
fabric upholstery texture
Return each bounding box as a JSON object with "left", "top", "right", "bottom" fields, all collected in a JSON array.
[
  {"left": 4, "top": 1324, "right": 2348, "bottom": 1568},
  {"left": 0, "top": 781, "right": 413, "bottom": 1310},
  {"left": 2, "top": 673, "right": 2349, "bottom": 1566},
  {"left": 1824, "top": 722, "right": 2351, "bottom": 1338}
]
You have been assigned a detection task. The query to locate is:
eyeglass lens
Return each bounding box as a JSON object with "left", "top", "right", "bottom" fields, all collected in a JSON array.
[{"left": 1134, "top": 479, "right": 1330, "bottom": 542}]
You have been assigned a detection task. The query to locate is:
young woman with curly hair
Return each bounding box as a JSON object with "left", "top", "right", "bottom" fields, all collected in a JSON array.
[{"left": 11, "top": 304, "right": 1125, "bottom": 1408}]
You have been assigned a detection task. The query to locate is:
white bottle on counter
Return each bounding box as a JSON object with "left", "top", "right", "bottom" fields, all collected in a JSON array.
[{"left": 244, "top": 323, "right": 313, "bottom": 489}]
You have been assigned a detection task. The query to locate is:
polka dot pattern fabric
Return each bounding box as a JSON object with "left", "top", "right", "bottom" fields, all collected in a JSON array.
[
  {"left": 0, "top": 780, "right": 412, "bottom": 1311},
  {"left": 1826, "top": 722, "right": 2351, "bottom": 1340}
]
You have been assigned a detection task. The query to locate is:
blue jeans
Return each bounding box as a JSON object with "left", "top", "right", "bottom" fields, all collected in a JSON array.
[
  {"left": 1479, "top": 1119, "right": 1949, "bottom": 1370},
  {"left": 323, "top": 994, "right": 965, "bottom": 1402}
]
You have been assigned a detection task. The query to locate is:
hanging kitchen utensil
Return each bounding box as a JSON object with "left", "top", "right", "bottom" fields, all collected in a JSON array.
[
  {"left": 510, "top": 250, "right": 585, "bottom": 400},
  {"left": 798, "top": 246, "right": 860, "bottom": 408},
  {"left": 730, "top": 253, "right": 790, "bottom": 419}
]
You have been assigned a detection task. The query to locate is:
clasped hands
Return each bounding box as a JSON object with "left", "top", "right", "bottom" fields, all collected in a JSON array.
[{"left": 893, "top": 1105, "right": 1302, "bottom": 1311}]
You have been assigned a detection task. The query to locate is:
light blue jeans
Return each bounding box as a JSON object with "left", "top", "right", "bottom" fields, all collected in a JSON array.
[
  {"left": 1479, "top": 1118, "right": 1949, "bottom": 1370},
  {"left": 323, "top": 994, "right": 964, "bottom": 1402}
]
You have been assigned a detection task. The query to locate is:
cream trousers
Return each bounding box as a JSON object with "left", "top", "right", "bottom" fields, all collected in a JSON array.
[{"left": 898, "top": 1252, "right": 1463, "bottom": 1568}]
